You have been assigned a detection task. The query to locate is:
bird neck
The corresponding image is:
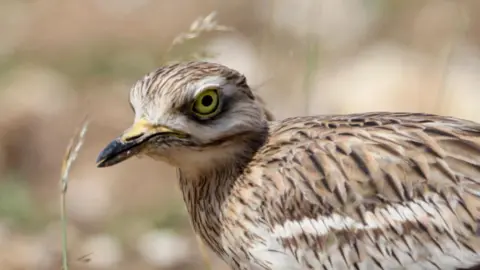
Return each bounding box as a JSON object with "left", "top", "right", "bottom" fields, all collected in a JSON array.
[{"left": 177, "top": 127, "right": 269, "bottom": 251}]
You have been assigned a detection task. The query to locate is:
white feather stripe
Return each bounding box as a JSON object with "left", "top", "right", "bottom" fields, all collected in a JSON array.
[{"left": 271, "top": 199, "right": 449, "bottom": 239}]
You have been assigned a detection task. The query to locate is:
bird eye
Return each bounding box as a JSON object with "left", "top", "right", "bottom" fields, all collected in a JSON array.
[{"left": 192, "top": 89, "right": 220, "bottom": 118}]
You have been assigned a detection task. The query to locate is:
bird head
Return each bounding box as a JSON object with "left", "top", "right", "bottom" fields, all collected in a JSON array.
[{"left": 96, "top": 61, "right": 272, "bottom": 172}]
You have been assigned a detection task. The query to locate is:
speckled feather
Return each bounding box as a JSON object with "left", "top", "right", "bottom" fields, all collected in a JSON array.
[
  {"left": 246, "top": 113, "right": 480, "bottom": 270},
  {"left": 120, "top": 62, "right": 480, "bottom": 270},
  {"left": 181, "top": 112, "right": 480, "bottom": 270}
]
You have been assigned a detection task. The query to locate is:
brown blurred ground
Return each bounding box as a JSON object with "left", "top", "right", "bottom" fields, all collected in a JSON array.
[{"left": 0, "top": 0, "right": 480, "bottom": 269}]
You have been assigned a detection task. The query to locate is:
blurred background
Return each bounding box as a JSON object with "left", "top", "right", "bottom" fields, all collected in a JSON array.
[{"left": 0, "top": 0, "right": 479, "bottom": 269}]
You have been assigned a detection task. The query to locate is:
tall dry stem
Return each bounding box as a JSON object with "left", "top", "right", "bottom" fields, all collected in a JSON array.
[{"left": 59, "top": 117, "right": 89, "bottom": 270}]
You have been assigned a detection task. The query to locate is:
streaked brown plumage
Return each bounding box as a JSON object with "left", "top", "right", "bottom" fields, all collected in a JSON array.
[{"left": 96, "top": 61, "right": 480, "bottom": 270}]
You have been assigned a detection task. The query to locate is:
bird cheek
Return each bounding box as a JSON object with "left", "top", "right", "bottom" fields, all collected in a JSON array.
[
  {"left": 142, "top": 140, "right": 170, "bottom": 156},
  {"left": 142, "top": 147, "right": 176, "bottom": 164}
]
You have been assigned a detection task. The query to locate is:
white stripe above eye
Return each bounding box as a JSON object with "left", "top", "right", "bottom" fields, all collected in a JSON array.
[
  {"left": 192, "top": 76, "right": 225, "bottom": 96},
  {"left": 271, "top": 199, "right": 449, "bottom": 239}
]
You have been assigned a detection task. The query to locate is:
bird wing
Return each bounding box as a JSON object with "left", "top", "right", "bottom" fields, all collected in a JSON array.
[{"left": 255, "top": 112, "right": 480, "bottom": 269}]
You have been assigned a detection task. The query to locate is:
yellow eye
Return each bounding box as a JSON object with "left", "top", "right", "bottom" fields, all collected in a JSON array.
[{"left": 192, "top": 89, "right": 220, "bottom": 117}]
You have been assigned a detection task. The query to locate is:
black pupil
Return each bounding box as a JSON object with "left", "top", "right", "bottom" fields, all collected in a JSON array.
[{"left": 201, "top": 95, "right": 213, "bottom": 107}]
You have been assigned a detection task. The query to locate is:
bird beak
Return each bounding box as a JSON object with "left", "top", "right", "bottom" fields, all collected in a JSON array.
[{"left": 96, "top": 119, "right": 179, "bottom": 168}]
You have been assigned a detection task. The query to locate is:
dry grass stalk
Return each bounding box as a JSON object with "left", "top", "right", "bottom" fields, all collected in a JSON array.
[
  {"left": 169, "top": 11, "right": 233, "bottom": 51},
  {"left": 60, "top": 117, "right": 89, "bottom": 270},
  {"left": 166, "top": 11, "right": 234, "bottom": 64}
]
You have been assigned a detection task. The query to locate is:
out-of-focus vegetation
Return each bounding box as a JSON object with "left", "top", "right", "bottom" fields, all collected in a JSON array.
[{"left": 0, "top": 0, "right": 479, "bottom": 269}]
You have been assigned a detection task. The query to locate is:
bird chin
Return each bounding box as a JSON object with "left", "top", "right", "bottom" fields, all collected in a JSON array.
[{"left": 145, "top": 152, "right": 170, "bottom": 163}]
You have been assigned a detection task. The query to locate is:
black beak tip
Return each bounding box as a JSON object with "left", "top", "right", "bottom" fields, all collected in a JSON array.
[
  {"left": 96, "top": 137, "right": 143, "bottom": 168},
  {"left": 96, "top": 150, "right": 111, "bottom": 168},
  {"left": 95, "top": 139, "right": 122, "bottom": 168},
  {"left": 96, "top": 158, "right": 107, "bottom": 168}
]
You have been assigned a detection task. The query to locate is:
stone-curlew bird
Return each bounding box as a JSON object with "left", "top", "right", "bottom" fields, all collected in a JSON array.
[{"left": 97, "top": 61, "right": 480, "bottom": 270}]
